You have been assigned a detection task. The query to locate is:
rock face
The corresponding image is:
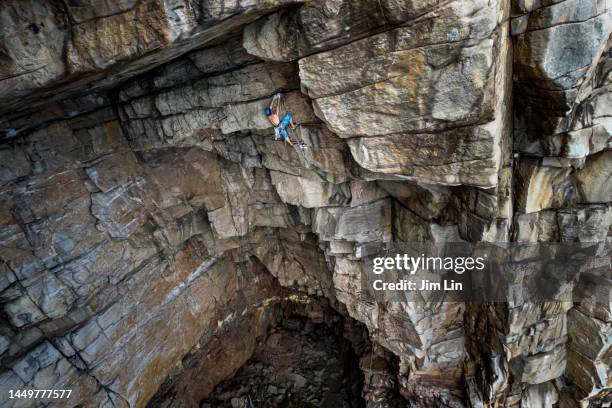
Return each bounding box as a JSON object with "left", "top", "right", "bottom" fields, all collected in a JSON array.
[{"left": 0, "top": 0, "right": 610, "bottom": 407}]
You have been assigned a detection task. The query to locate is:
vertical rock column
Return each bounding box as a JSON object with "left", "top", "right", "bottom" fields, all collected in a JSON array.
[
  {"left": 466, "top": 0, "right": 612, "bottom": 406},
  {"left": 243, "top": 1, "right": 511, "bottom": 406}
]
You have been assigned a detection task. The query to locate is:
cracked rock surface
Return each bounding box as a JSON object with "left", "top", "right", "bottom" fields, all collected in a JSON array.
[{"left": 0, "top": 0, "right": 610, "bottom": 407}]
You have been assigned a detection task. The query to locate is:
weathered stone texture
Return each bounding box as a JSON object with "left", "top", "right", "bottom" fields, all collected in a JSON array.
[{"left": 0, "top": 0, "right": 610, "bottom": 407}]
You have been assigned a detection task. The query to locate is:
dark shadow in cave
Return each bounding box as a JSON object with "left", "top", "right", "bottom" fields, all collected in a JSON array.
[
  {"left": 201, "top": 312, "right": 365, "bottom": 408},
  {"left": 145, "top": 256, "right": 375, "bottom": 408}
]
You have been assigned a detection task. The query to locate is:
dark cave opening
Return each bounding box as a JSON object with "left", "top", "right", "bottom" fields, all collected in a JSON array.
[
  {"left": 201, "top": 313, "right": 365, "bottom": 408},
  {"left": 144, "top": 256, "right": 375, "bottom": 408},
  {"left": 146, "top": 294, "right": 372, "bottom": 408}
]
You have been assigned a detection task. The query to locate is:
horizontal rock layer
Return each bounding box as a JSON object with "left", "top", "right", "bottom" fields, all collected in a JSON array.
[{"left": 0, "top": 0, "right": 610, "bottom": 407}]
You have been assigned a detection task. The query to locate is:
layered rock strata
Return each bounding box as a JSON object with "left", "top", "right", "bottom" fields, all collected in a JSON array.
[{"left": 0, "top": 0, "right": 610, "bottom": 407}]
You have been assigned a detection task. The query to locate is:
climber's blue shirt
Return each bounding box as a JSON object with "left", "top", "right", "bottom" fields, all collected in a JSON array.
[{"left": 274, "top": 113, "right": 293, "bottom": 139}]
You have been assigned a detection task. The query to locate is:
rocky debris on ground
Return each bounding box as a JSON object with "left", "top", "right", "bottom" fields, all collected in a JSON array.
[{"left": 0, "top": 0, "right": 610, "bottom": 407}]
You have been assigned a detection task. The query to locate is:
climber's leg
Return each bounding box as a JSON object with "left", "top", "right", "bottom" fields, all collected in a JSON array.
[
  {"left": 288, "top": 117, "right": 298, "bottom": 130},
  {"left": 279, "top": 128, "right": 293, "bottom": 146},
  {"left": 282, "top": 113, "right": 299, "bottom": 129},
  {"left": 280, "top": 113, "right": 293, "bottom": 129}
]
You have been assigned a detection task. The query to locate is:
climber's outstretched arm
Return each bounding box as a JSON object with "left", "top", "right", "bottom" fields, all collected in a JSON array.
[
  {"left": 274, "top": 94, "right": 281, "bottom": 116},
  {"left": 269, "top": 94, "right": 281, "bottom": 116}
]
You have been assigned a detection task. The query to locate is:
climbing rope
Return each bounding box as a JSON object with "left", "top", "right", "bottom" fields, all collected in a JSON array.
[
  {"left": 268, "top": 92, "right": 348, "bottom": 150},
  {"left": 271, "top": 92, "right": 308, "bottom": 149},
  {"left": 289, "top": 127, "right": 308, "bottom": 150}
]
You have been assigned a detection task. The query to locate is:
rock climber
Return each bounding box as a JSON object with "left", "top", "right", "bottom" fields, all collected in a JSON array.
[{"left": 264, "top": 93, "right": 298, "bottom": 146}]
